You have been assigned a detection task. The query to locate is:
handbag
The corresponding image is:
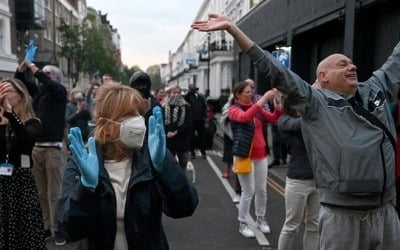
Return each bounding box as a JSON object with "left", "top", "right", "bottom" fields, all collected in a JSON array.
[
  {"left": 233, "top": 140, "right": 253, "bottom": 174},
  {"left": 233, "top": 156, "right": 252, "bottom": 174}
]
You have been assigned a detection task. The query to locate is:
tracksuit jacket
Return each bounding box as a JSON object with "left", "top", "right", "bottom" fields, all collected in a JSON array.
[
  {"left": 246, "top": 41, "right": 400, "bottom": 208},
  {"left": 58, "top": 143, "right": 198, "bottom": 250}
]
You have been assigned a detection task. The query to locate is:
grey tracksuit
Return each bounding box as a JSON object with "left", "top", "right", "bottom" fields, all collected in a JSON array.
[{"left": 246, "top": 42, "right": 400, "bottom": 208}]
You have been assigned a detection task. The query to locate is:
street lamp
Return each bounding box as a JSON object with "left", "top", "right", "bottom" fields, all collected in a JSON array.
[{"left": 207, "top": 32, "right": 211, "bottom": 97}]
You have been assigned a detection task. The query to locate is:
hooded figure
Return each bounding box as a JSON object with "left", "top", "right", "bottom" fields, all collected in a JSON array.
[{"left": 129, "top": 71, "right": 152, "bottom": 99}]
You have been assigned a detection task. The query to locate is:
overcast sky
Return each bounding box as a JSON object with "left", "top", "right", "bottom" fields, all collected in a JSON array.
[{"left": 86, "top": 0, "right": 203, "bottom": 71}]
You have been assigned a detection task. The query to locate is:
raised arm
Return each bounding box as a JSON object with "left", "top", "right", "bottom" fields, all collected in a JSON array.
[
  {"left": 364, "top": 41, "right": 400, "bottom": 99},
  {"left": 191, "top": 13, "right": 253, "bottom": 52},
  {"left": 192, "top": 13, "right": 318, "bottom": 117}
]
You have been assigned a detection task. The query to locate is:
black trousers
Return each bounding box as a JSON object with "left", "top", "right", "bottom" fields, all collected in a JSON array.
[
  {"left": 271, "top": 124, "right": 288, "bottom": 162},
  {"left": 190, "top": 120, "right": 206, "bottom": 154}
]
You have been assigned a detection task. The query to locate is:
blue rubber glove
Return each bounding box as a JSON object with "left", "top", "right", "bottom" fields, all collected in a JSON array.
[
  {"left": 24, "top": 40, "right": 37, "bottom": 62},
  {"left": 68, "top": 127, "right": 99, "bottom": 189},
  {"left": 148, "top": 106, "right": 166, "bottom": 171}
]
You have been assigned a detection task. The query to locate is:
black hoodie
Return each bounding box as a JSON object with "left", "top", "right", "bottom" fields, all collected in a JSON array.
[{"left": 129, "top": 71, "right": 152, "bottom": 99}]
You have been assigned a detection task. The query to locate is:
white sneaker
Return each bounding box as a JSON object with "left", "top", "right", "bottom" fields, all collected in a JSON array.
[
  {"left": 257, "top": 217, "right": 271, "bottom": 233},
  {"left": 239, "top": 222, "right": 255, "bottom": 238},
  {"left": 232, "top": 194, "right": 241, "bottom": 203}
]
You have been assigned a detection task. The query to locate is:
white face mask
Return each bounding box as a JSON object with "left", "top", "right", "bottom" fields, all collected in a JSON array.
[{"left": 106, "top": 116, "right": 146, "bottom": 149}]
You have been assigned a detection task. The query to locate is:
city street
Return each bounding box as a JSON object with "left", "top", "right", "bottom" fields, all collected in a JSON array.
[{"left": 47, "top": 136, "right": 304, "bottom": 250}]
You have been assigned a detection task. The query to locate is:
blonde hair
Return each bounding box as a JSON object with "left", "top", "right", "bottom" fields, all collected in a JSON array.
[
  {"left": 0, "top": 79, "right": 35, "bottom": 125},
  {"left": 93, "top": 84, "right": 145, "bottom": 161}
]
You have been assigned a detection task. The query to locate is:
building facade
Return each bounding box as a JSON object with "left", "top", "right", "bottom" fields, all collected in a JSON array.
[
  {"left": 8, "top": 0, "right": 121, "bottom": 90},
  {"left": 166, "top": 0, "right": 264, "bottom": 98},
  {"left": 11, "top": 0, "right": 88, "bottom": 89},
  {"left": 0, "top": 0, "right": 19, "bottom": 78}
]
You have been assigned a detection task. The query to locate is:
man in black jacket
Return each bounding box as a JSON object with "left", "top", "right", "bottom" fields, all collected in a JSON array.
[
  {"left": 15, "top": 60, "right": 67, "bottom": 245},
  {"left": 185, "top": 83, "right": 207, "bottom": 159}
]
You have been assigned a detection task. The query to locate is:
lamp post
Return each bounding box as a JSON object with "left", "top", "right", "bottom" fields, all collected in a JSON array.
[
  {"left": 50, "top": 0, "right": 58, "bottom": 65},
  {"left": 207, "top": 32, "right": 211, "bottom": 97}
]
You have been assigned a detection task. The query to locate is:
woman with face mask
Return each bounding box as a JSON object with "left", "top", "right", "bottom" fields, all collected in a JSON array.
[
  {"left": 58, "top": 84, "right": 198, "bottom": 250},
  {"left": 0, "top": 79, "right": 44, "bottom": 249},
  {"left": 162, "top": 84, "right": 191, "bottom": 172}
]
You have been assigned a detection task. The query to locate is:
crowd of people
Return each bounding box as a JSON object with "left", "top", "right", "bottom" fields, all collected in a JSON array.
[
  {"left": 0, "top": 42, "right": 200, "bottom": 249},
  {"left": 1, "top": 11, "right": 400, "bottom": 250},
  {"left": 192, "top": 12, "right": 400, "bottom": 250}
]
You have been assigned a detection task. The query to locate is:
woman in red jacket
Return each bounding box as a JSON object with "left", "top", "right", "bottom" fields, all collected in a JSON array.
[{"left": 229, "top": 81, "right": 282, "bottom": 238}]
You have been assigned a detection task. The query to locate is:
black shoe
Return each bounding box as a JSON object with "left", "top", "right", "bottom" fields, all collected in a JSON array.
[
  {"left": 201, "top": 153, "right": 207, "bottom": 159},
  {"left": 268, "top": 160, "right": 280, "bottom": 169},
  {"left": 281, "top": 159, "right": 287, "bottom": 165},
  {"left": 191, "top": 153, "right": 196, "bottom": 159},
  {"left": 54, "top": 232, "right": 67, "bottom": 246},
  {"left": 44, "top": 229, "right": 52, "bottom": 241}
]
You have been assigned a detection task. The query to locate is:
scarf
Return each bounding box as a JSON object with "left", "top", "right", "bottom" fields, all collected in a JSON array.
[{"left": 164, "top": 95, "right": 188, "bottom": 127}]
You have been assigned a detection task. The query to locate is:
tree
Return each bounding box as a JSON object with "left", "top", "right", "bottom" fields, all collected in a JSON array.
[
  {"left": 146, "top": 64, "right": 162, "bottom": 90},
  {"left": 80, "top": 27, "right": 118, "bottom": 78},
  {"left": 58, "top": 17, "right": 118, "bottom": 84},
  {"left": 119, "top": 65, "right": 142, "bottom": 84},
  {"left": 58, "top": 21, "right": 82, "bottom": 84}
]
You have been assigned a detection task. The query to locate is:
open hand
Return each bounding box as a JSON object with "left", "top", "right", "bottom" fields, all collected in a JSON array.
[
  {"left": 148, "top": 106, "right": 166, "bottom": 170},
  {"left": 68, "top": 127, "right": 99, "bottom": 188},
  {"left": 191, "top": 13, "right": 232, "bottom": 32}
]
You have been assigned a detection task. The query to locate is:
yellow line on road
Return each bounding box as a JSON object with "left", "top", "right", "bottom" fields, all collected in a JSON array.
[{"left": 267, "top": 177, "right": 285, "bottom": 196}]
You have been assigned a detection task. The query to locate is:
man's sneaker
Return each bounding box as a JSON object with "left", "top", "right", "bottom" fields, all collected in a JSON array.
[
  {"left": 239, "top": 222, "right": 255, "bottom": 238},
  {"left": 54, "top": 233, "right": 67, "bottom": 246},
  {"left": 44, "top": 229, "right": 52, "bottom": 241},
  {"left": 256, "top": 217, "right": 271, "bottom": 233},
  {"left": 191, "top": 152, "right": 196, "bottom": 159},
  {"left": 232, "top": 194, "right": 241, "bottom": 203}
]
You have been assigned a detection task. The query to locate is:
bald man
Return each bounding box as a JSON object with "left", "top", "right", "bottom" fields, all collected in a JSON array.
[{"left": 192, "top": 13, "right": 400, "bottom": 250}]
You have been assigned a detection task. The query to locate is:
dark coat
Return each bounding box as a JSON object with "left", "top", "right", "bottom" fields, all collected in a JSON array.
[
  {"left": 163, "top": 104, "right": 192, "bottom": 152},
  {"left": 15, "top": 70, "right": 67, "bottom": 142},
  {"left": 65, "top": 102, "right": 91, "bottom": 142},
  {"left": 277, "top": 115, "right": 313, "bottom": 180},
  {"left": 184, "top": 92, "right": 207, "bottom": 121},
  {"left": 58, "top": 143, "right": 198, "bottom": 250},
  {"left": 0, "top": 112, "right": 41, "bottom": 167}
]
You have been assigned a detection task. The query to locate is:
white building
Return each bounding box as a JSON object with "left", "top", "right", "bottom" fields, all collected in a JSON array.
[
  {"left": 0, "top": 0, "right": 18, "bottom": 78},
  {"left": 166, "top": 0, "right": 264, "bottom": 99}
]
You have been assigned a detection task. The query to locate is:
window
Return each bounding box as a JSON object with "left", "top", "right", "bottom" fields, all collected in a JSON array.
[
  {"left": 55, "top": 1, "right": 60, "bottom": 16},
  {"left": 46, "top": 22, "right": 53, "bottom": 41},
  {"left": 56, "top": 29, "right": 63, "bottom": 45},
  {"left": 45, "top": 0, "right": 51, "bottom": 9},
  {"left": 33, "top": 0, "right": 46, "bottom": 27}
]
